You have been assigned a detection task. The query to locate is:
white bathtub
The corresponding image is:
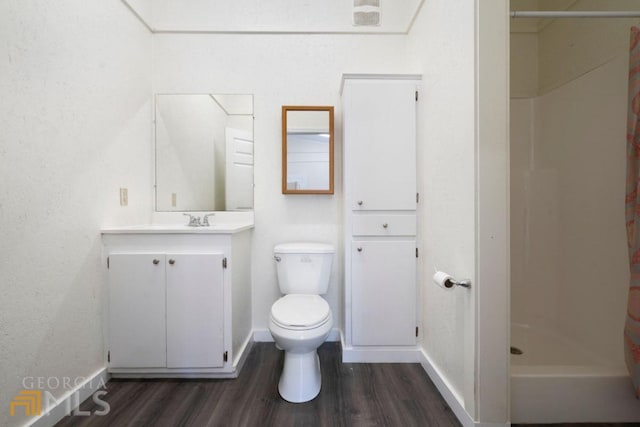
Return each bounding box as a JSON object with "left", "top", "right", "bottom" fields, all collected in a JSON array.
[{"left": 510, "top": 323, "right": 640, "bottom": 423}]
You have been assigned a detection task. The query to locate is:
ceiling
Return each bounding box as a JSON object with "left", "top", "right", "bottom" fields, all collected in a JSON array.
[{"left": 124, "top": 0, "right": 424, "bottom": 34}]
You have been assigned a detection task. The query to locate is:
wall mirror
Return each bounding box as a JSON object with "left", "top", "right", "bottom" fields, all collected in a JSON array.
[
  {"left": 282, "top": 106, "right": 334, "bottom": 194},
  {"left": 155, "top": 93, "right": 254, "bottom": 212}
]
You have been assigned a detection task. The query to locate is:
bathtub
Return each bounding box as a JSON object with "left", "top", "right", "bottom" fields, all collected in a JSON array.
[{"left": 510, "top": 323, "right": 640, "bottom": 423}]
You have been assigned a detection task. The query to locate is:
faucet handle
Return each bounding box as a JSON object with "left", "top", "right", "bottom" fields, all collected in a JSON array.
[
  {"left": 203, "top": 213, "right": 215, "bottom": 226},
  {"left": 183, "top": 213, "right": 200, "bottom": 227}
]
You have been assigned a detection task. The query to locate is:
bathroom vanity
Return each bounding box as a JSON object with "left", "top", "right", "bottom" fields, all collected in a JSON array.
[{"left": 101, "top": 223, "right": 253, "bottom": 378}]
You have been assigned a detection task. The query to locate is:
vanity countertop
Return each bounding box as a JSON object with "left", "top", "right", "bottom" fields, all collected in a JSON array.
[{"left": 101, "top": 222, "right": 253, "bottom": 235}]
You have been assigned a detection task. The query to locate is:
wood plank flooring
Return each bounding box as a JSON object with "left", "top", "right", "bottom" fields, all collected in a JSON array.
[{"left": 55, "top": 342, "right": 460, "bottom": 427}]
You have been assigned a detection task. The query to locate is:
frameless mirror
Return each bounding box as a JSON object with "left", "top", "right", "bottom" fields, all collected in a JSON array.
[
  {"left": 155, "top": 94, "right": 254, "bottom": 212},
  {"left": 282, "top": 106, "right": 334, "bottom": 194}
]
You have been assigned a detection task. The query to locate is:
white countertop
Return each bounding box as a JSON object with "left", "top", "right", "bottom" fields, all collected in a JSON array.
[{"left": 101, "top": 222, "right": 253, "bottom": 234}]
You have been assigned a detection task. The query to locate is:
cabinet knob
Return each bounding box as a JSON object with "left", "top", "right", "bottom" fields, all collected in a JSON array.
[
  {"left": 152, "top": 259, "right": 160, "bottom": 265},
  {"left": 382, "top": 223, "right": 388, "bottom": 228},
  {"left": 168, "top": 259, "right": 175, "bottom": 265},
  {"left": 357, "top": 200, "right": 363, "bottom": 206},
  {"left": 357, "top": 247, "right": 362, "bottom": 252}
]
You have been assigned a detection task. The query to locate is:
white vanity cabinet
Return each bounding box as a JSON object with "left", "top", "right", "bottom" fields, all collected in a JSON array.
[
  {"left": 102, "top": 225, "right": 252, "bottom": 377},
  {"left": 342, "top": 74, "right": 421, "bottom": 361}
]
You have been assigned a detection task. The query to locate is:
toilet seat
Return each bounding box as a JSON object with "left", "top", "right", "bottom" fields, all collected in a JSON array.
[{"left": 271, "top": 295, "right": 330, "bottom": 330}]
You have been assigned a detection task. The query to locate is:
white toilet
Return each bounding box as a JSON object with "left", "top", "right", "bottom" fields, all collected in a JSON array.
[{"left": 269, "top": 242, "right": 334, "bottom": 403}]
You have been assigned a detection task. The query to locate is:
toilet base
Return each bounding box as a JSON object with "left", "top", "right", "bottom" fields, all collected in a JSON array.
[{"left": 278, "top": 350, "right": 321, "bottom": 403}]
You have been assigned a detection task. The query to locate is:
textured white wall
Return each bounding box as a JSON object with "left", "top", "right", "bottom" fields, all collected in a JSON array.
[
  {"left": 153, "top": 33, "right": 410, "bottom": 333},
  {"left": 0, "top": 1, "right": 151, "bottom": 426},
  {"left": 406, "top": 0, "right": 477, "bottom": 411}
]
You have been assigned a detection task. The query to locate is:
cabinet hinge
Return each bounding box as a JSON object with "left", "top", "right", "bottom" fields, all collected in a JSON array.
[
  {"left": 416, "top": 327, "right": 419, "bottom": 337},
  {"left": 222, "top": 257, "right": 227, "bottom": 269},
  {"left": 415, "top": 90, "right": 419, "bottom": 101},
  {"left": 223, "top": 351, "right": 228, "bottom": 362},
  {"left": 107, "top": 257, "right": 109, "bottom": 269},
  {"left": 107, "top": 351, "right": 110, "bottom": 363},
  {"left": 416, "top": 248, "right": 419, "bottom": 258},
  {"left": 416, "top": 192, "right": 419, "bottom": 203}
]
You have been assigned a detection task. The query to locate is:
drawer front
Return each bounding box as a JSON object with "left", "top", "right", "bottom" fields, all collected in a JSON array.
[{"left": 352, "top": 214, "right": 416, "bottom": 236}]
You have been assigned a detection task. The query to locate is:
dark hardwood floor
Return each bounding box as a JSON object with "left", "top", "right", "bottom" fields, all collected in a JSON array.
[
  {"left": 55, "top": 343, "right": 640, "bottom": 427},
  {"left": 55, "top": 342, "right": 461, "bottom": 426}
]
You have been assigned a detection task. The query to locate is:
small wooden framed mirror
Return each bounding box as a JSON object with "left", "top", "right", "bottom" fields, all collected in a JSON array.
[{"left": 282, "top": 106, "right": 334, "bottom": 194}]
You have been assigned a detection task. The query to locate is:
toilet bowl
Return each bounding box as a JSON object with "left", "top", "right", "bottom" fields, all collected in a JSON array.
[
  {"left": 268, "top": 243, "right": 334, "bottom": 403},
  {"left": 269, "top": 295, "right": 333, "bottom": 402}
]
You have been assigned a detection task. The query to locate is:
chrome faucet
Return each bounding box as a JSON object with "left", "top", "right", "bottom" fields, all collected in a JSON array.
[
  {"left": 183, "top": 213, "right": 201, "bottom": 227},
  {"left": 203, "top": 213, "right": 215, "bottom": 226}
]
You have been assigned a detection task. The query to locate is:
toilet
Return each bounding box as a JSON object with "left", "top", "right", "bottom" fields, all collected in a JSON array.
[{"left": 269, "top": 242, "right": 334, "bottom": 403}]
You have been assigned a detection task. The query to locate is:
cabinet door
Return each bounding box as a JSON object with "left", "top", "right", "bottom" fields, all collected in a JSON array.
[
  {"left": 108, "top": 253, "right": 166, "bottom": 368},
  {"left": 351, "top": 241, "right": 416, "bottom": 346},
  {"left": 166, "top": 253, "right": 224, "bottom": 368},
  {"left": 347, "top": 80, "right": 417, "bottom": 211}
]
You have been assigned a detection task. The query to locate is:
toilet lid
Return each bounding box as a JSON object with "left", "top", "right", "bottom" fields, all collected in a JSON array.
[{"left": 271, "top": 295, "right": 330, "bottom": 329}]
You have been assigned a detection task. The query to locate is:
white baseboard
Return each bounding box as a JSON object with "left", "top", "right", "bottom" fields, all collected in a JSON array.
[
  {"left": 28, "top": 368, "right": 109, "bottom": 427},
  {"left": 418, "top": 348, "right": 475, "bottom": 427},
  {"left": 342, "top": 346, "right": 421, "bottom": 363},
  {"left": 339, "top": 330, "right": 420, "bottom": 363},
  {"left": 233, "top": 331, "right": 255, "bottom": 375},
  {"left": 416, "top": 349, "right": 509, "bottom": 427},
  {"left": 252, "top": 328, "right": 342, "bottom": 343}
]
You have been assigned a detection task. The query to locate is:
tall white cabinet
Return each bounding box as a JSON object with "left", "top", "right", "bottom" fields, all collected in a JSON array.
[
  {"left": 342, "top": 74, "right": 421, "bottom": 361},
  {"left": 102, "top": 225, "right": 252, "bottom": 377}
]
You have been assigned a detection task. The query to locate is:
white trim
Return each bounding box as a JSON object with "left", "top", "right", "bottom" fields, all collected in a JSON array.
[
  {"left": 474, "top": 0, "right": 510, "bottom": 423},
  {"left": 28, "top": 368, "right": 109, "bottom": 427},
  {"left": 232, "top": 331, "right": 255, "bottom": 373},
  {"left": 252, "top": 328, "right": 342, "bottom": 343},
  {"left": 418, "top": 349, "right": 509, "bottom": 427},
  {"left": 341, "top": 347, "right": 420, "bottom": 363},
  {"left": 418, "top": 348, "right": 471, "bottom": 427},
  {"left": 339, "top": 329, "right": 420, "bottom": 363},
  {"left": 340, "top": 73, "right": 422, "bottom": 95}
]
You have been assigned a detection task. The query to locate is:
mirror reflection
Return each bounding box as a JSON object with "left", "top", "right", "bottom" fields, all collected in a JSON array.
[
  {"left": 155, "top": 94, "right": 254, "bottom": 212},
  {"left": 282, "top": 106, "right": 334, "bottom": 194}
]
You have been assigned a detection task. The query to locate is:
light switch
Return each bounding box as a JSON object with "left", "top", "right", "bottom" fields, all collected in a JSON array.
[
  {"left": 120, "top": 188, "right": 128, "bottom": 206},
  {"left": 171, "top": 193, "right": 177, "bottom": 207}
]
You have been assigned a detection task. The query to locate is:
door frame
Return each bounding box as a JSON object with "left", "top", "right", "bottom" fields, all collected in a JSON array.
[{"left": 474, "top": 0, "right": 510, "bottom": 424}]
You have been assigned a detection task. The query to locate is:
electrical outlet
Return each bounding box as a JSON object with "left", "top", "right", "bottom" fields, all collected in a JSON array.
[
  {"left": 120, "top": 188, "right": 128, "bottom": 206},
  {"left": 171, "top": 193, "right": 177, "bottom": 207}
]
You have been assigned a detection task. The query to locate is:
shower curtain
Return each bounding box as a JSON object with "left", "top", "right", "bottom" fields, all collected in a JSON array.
[{"left": 625, "top": 26, "right": 640, "bottom": 398}]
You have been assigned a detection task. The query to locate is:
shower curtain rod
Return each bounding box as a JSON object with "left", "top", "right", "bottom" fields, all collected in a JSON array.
[{"left": 511, "top": 11, "right": 640, "bottom": 18}]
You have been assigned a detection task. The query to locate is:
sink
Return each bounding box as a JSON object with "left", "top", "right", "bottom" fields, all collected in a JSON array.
[{"left": 101, "top": 223, "right": 253, "bottom": 234}]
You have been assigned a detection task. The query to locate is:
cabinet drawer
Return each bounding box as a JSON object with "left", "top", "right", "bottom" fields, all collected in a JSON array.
[{"left": 352, "top": 215, "right": 416, "bottom": 236}]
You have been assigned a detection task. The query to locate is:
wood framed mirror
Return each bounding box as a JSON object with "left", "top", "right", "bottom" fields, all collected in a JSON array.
[{"left": 282, "top": 106, "right": 334, "bottom": 194}]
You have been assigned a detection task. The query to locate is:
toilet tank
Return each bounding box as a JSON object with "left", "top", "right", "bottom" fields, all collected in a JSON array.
[{"left": 274, "top": 243, "right": 334, "bottom": 295}]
